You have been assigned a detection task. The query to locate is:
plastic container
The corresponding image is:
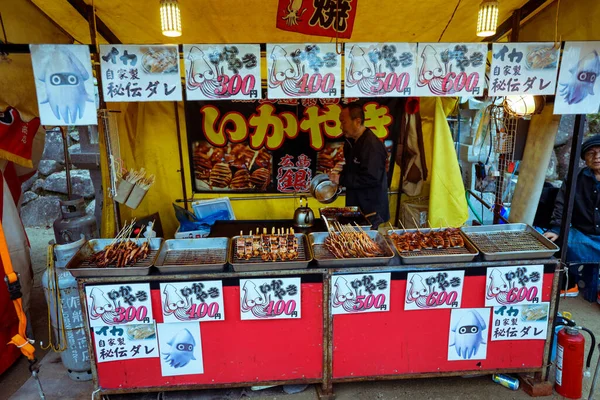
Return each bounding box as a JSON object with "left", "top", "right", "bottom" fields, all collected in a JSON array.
[{"left": 54, "top": 237, "right": 86, "bottom": 268}]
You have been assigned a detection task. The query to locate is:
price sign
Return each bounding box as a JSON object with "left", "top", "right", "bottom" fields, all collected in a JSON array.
[
  {"left": 489, "top": 43, "right": 559, "bottom": 96},
  {"left": 331, "top": 273, "right": 391, "bottom": 315},
  {"left": 160, "top": 281, "right": 225, "bottom": 323},
  {"left": 183, "top": 44, "right": 261, "bottom": 101},
  {"left": 344, "top": 43, "right": 417, "bottom": 98},
  {"left": 485, "top": 265, "right": 544, "bottom": 307},
  {"left": 266, "top": 43, "right": 341, "bottom": 99},
  {"left": 491, "top": 303, "right": 549, "bottom": 341},
  {"left": 405, "top": 270, "right": 464, "bottom": 310},
  {"left": 415, "top": 43, "right": 487, "bottom": 97},
  {"left": 85, "top": 284, "right": 153, "bottom": 328},
  {"left": 239, "top": 278, "right": 301, "bottom": 320}
]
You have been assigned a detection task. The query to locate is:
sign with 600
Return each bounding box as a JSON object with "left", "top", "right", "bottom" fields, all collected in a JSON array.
[
  {"left": 485, "top": 265, "right": 544, "bottom": 307},
  {"left": 160, "top": 281, "right": 225, "bottom": 323},
  {"left": 345, "top": 43, "right": 417, "bottom": 98},
  {"left": 240, "top": 277, "right": 301, "bottom": 320},
  {"left": 184, "top": 44, "right": 262, "bottom": 101},
  {"left": 331, "top": 273, "right": 391, "bottom": 315},
  {"left": 405, "top": 270, "right": 465, "bottom": 310},
  {"left": 86, "top": 283, "right": 154, "bottom": 328}
]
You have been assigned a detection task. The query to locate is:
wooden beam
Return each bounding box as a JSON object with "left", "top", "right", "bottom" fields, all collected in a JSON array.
[
  {"left": 67, "top": 0, "right": 121, "bottom": 44},
  {"left": 485, "top": 0, "right": 548, "bottom": 42}
]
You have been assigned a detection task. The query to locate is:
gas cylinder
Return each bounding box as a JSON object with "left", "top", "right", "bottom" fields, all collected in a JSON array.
[
  {"left": 556, "top": 327, "right": 585, "bottom": 399},
  {"left": 42, "top": 239, "right": 92, "bottom": 381},
  {"left": 53, "top": 197, "right": 98, "bottom": 245}
]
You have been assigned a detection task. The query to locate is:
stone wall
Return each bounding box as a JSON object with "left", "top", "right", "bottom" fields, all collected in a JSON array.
[{"left": 20, "top": 128, "right": 95, "bottom": 227}]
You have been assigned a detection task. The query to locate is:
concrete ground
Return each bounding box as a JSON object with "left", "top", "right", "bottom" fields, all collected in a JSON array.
[{"left": 2, "top": 227, "right": 600, "bottom": 400}]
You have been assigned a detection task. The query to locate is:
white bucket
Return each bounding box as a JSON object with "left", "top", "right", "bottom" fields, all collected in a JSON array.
[{"left": 54, "top": 236, "right": 86, "bottom": 268}]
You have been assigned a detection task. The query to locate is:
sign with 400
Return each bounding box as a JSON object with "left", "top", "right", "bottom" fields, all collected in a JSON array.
[
  {"left": 86, "top": 283, "right": 154, "bottom": 328},
  {"left": 160, "top": 281, "right": 225, "bottom": 323},
  {"left": 240, "top": 278, "right": 301, "bottom": 320}
]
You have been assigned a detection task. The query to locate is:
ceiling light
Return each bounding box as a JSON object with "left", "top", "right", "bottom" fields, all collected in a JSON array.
[
  {"left": 477, "top": 0, "right": 499, "bottom": 37},
  {"left": 160, "top": 0, "right": 182, "bottom": 37}
]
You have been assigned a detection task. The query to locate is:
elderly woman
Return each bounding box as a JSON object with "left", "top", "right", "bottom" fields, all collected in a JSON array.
[{"left": 544, "top": 135, "right": 600, "bottom": 300}]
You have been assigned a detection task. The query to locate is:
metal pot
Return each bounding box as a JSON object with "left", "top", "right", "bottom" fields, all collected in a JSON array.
[
  {"left": 310, "top": 174, "right": 342, "bottom": 204},
  {"left": 293, "top": 196, "right": 315, "bottom": 228}
]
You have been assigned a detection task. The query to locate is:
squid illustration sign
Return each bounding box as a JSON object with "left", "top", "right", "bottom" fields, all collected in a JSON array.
[
  {"left": 183, "top": 44, "right": 262, "bottom": 101},
  {"left": 331, "top": 273, "right": 391, "bottom": 315},
  {"left": 404, "top": 270, "right": 464, "bottom": 311},
  {"left": 239, "top": 278, "right": 301, "bottom": 320},
  {"left": 85, "top": 284, "right": 154, "bottom": 328},
  {"left": 415, "top": 43, "right": 487, "bottom": 97},
  {"left": 267, "top": 43, "right": 341, "bottom": 99},
  {"left": 160, "top": 281, "right": 225, "bottom": 323},
  {"left": 448, "top": 308, "right": 490, "bottom": 361},
  {"left": 554, "top": 41, "right": 600, "bottom": 115},
  {"left": 344, "top": 43, "right": 417, "bottom": 98},
  {"left": 485, "top": 265, "right": 544, "bottom": 307},
  {"left": 29, "top": 44, "right": 97, "bottom": 126}
]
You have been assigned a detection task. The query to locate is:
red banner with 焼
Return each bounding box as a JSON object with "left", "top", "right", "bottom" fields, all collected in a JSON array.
[{"left": 276, "top": 0, "right": 357, "bottom": 39}]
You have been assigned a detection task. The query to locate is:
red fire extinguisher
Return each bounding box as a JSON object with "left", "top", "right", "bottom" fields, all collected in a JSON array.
[{"left": 556, "top": 327, "right": 585, "bottom": 399}]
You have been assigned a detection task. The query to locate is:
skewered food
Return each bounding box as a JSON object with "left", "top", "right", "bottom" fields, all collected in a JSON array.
[
  {"left": 90, "top": 240, "right": 151, "bottom": 268},
  {"left": 235, "top": 227, "right": 299, "bottom": 262},
  {"left": 230, "top": 169, "right": 251, "bottom": 189},
  {"left": 324, "top": 223, "right": 384, "bottom": 259},
  {"left": 210, "top": 162, "right": 232, "bottom": 188},
  {"left": 390, "top": 227, "right": 466, "bottom": 253},
  {"left": 250, "top": 168, "right": 270, "bottom": 190}
]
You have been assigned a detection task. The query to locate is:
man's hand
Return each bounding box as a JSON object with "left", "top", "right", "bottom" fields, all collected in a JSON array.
[
  {"left": 543, "top": 231, "right": 559, "bottom": 242},
  {"left": 328, "top": 173, "right": 340, "bottom": 185}
]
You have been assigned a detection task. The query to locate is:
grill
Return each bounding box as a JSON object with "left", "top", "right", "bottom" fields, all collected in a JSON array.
[
  {"left": 155, "top": 238, "right": 229, "bottom": 273},
  {"left": 387, "top": 229, "right": 479, "bottom": 264},
  {"left": 229, "top": 234, "right": 312, "bottom": 272},
  {"left": 461, "top": 223, "right": 559, "bottom": 261}
]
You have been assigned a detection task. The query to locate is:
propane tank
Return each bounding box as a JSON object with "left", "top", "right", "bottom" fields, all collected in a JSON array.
[
  {"left": 556, "top": 326, "right": 585, "bottom": 399},
  {"left": 53, "top": 197, "right": 98, "bottom": 245},
  {"left": 42, "top": 239, "right": 92, "bottom": 381}
]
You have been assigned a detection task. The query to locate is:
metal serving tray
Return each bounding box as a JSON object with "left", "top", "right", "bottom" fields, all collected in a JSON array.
[
  {"left": 309, "top": 230, "right": 394, "bottom": 267},
  {"left": 155, "top": 238, "right": 229, "bottom": 274},
  {"left": 387, "top": 229, "right": 479, "bottom": 265},
  {"left": 66, "top": 238, "right": 163, "bottom": 277},
  {"left": 229, "top": 233, "right": 313, "bottom": 272},
  {"left": 460, "top": 223, "right": 559, "bottom": 261},
  {"left": 319, "top": 206, "right": 371, "bottom": 229}
]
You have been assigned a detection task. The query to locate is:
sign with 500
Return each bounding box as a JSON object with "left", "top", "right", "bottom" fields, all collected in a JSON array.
[
  {"left": 86, "top": 284, "right": 154, "bottom": 328},
  {"left": 405, "top": 270, "right": 465, "bottom": 310},
  {"left": 331, "top": 273, "right": 391, "bottom": 315},
  {"left": 160, "top": 281, "right": 225, "bottom": 323}
]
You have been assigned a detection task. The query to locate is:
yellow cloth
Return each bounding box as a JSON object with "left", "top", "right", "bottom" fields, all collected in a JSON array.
[{"left": 420, "top": 97, "right": 468, "bottom": 228}]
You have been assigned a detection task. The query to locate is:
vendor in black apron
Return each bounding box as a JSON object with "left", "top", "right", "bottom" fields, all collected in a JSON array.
[{"left": 328, "top": 103, "right": 390, "bottom": 229}]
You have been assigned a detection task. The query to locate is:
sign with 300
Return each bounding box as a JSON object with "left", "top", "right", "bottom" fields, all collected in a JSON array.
[{"left": 86, "top": 283, "right": 154, "bottom": 327}]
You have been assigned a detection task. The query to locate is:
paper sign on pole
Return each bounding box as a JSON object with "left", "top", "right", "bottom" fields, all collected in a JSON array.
[
  {"left": 485, "top": 265, "right": 544, "bottom": 307},
  {"left": 415, "top": 43, "right": 487, "bottom": 97},
  {"left": 99, "top": 44, "right": 182, "bottom": 102},
  {"left": 448, "top": 308, "right": 491, "bottom": 361},
  {"left": 266, "top": 43, "right": 341, "bottom": 99},
  {"left": 331, "top": 273, "right": 391, "bottom": 315},
  {"left": 85, "top": 283, "right": 154, "bottom": 327},
  {"left": 554, "top": 41, "right": 600, "bottom": 115},
  {"left": 491, "top": 303, "right": 549, "bottom": 341},
  {"left": 405, "top": 270, "right": 464, "bottom": 310},
  {"left": 344, "top": 43, "right": 417, "bottom": 98},
  {"left": 93, "top": 323, "right": 159, "bottom": 363},
  {"left": 489, "top": 43, "right": 559, "bottom": 96},
  {"left": 240, "top": 278, "right": 301, "bottom": 320},
  {"left": 160, "top": 281, "right": 225, "bottom": 323},
  {"left": 29, "top": 44, "right": 97, "bottom": 126},
  {"left": 183, "top": 44, "right": 262, "bottom": 100}
]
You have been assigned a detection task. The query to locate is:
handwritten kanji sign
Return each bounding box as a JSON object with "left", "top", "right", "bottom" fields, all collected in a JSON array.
[
  {"left": 277, "top": 154, "right": 312, "bottom": 192},
  {"left": 485, "top": 265, "right": 544, "bottom": 307},
  {"left": 491, "top": 303, "right": 549, "bottom": 341},
  {"left": 345, "top": 43, "right": 417, "bottom": 98},
  {"left": 489, "top": 43, "right": 559, "bottom": 96},
  {"left": 275, "top": 0, "right": 357, "bottom": 39},
  {"left": 405, "top": 270, "right": 464, "bottom": 310},
  {"left": 415, "top": 43, "right": 487, "bottom": 97},
  {"left": 100, "top": 45, "right": 182, "bottom": 102},
  {"left": 267, "top": 43, "right": 341, "bottom": 99},
  {"left": 85, "top": 284, "right": 154, "bottom": 327},
  {"left": 554, "top": 41, "right": 600, "bottom": 115},
  {"left": 93, "top": 323, "right": 158, "bottom": 363},
  {"left": 331, "top": 273, "right": 391, "bottom": 315},
  {"left": 160, "top": 281, "right": 225, "bottom": 323},
  {"left": 184, "top": 44, "right": 261, "bottom": 101},
  {"left": 240, "top": 278, "right": 301, "bottom": 320}
]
